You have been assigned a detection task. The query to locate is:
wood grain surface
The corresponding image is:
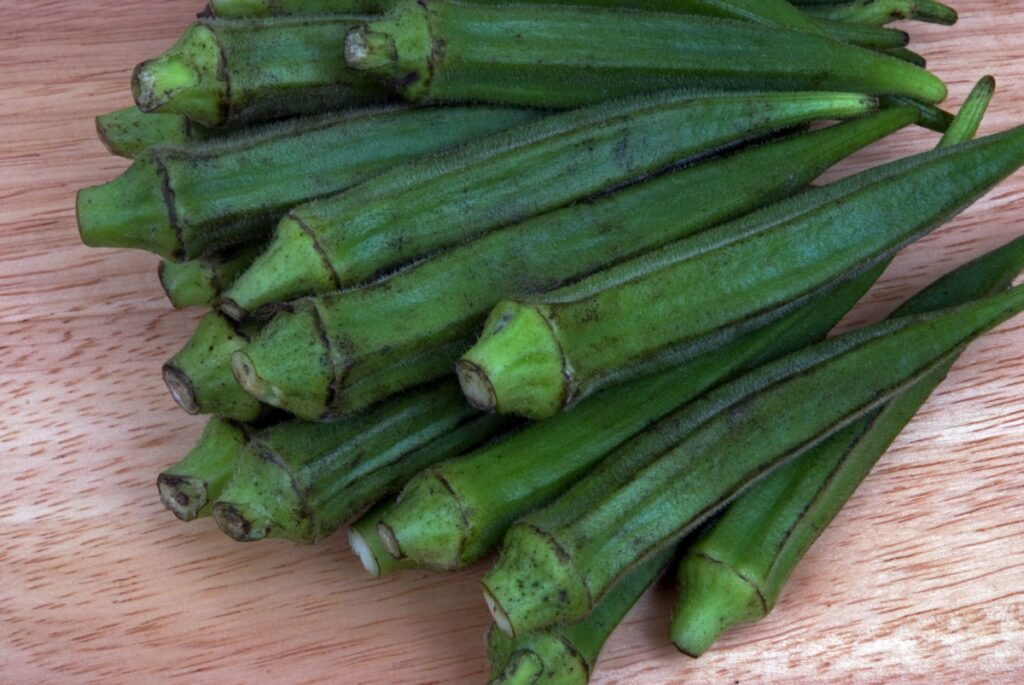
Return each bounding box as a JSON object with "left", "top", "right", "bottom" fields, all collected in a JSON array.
[{"left": 2, "top": 2, "right": 1023, "bottom": 683}]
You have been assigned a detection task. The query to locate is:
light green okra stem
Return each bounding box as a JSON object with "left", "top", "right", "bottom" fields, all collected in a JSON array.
[
  {"left": 230, "top": 109, "right": 908, "bottom": 421},
  {"left": 163, "top": 312, "right": 265, "bottom": 422},
  {"left": 210, "top": 381, "right": 514, "bottom": 543},
  {"left": 459, "top": 124, "right": 1024, "bottom": 419},
  {"left": 159, "top": 243, "right": 263, "bottom": 309},
  {"left": 78, "top": 105, "right": 536, "bottom": 260},
  {"left": 132, "top": 16, "right": 389, "bottom": 127},
  {"left": 348, "top": 499, "right": 420, "bottom": 577},
  {"left": 343, "top": 0, "right": 946, "bottom": 107},
  {"left": 486, "top": 548, "right": 673, "bottom": 685},
  {"left": 157, "top": 418, "right": 251, "bottom": 522},
  {"left": 669, "top": 95, "right": 1008, "bottom": 655},
  {"left": 482, "top": 283, "right": 1024, "bottom": 637},
  {"left": 378, "top": 268, "right": 885, "bottom": 571},
  {"left": 939, "top": 77, "right": 997, "bottom": 149},
  {"left": 96, "top": 106, "right": 214, "bottom": 159}
]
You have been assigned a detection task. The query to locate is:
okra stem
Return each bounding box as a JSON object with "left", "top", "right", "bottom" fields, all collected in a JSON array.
[
  {"left": 78, "top": 106, "right": 536, "bottom": 260},
  {"left": 939, "top": 77, "right": 996, "bottom": 149},
  {"left": 163, "top": 312, "right": 265, "bottom": 421},
  {"left": 670, "top": 234, "right": 1024, "bottom": 656},
  {"left": 482, "top": 284, "right": 1024, "bottom": 637},
  {"left": 132, "top": 16, "right": 389, "bottom": 127},
  {"left": 348, "top": 499, "right": 420, "bottom": 577},
  {"left": 157, "top": 418, "right": 251, "bottom": 521},
  {"left": 343, "top": 0, "right": 946, "bottom": 107},
  {"left": 210, "top": 381, "right": 513, "bottom": 543},
  {"left": 159, "top": 243, "right": 263, "bottom": 309},
  {"left": 378, "top": 268, "right": 884, "bottom": 571},
  {"left": 96, "top": 106, "right": 214, "bottom": 159},
  {"left": 459, "top": 124, "right": 1024, "bottom": 419}
]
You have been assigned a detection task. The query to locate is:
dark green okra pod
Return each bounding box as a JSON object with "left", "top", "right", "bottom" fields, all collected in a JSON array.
[
  {"left": 132, "top": 16, "right": 389, "bottom": 127},
  {"left": 229, "top": 108, "right": 909, "bottom": 421},
  {"left": 459, "top": 124, "right": 1024, "bottom": 419},
  {"left": 670, "top": 233, "right": 1024, "bottom": 657},
  {"left": 348, "top": 499, "right": 420, "bottom": 577},
  {"left": 343, "top": 0, "right": 946, "bottom": 108},
  {"left": 96, "top": 106, "right": 215, "bottom": 158},
  {"left": 481, "top": 283, "right": 1024, "bottom": 637},
  {"left": 377, "top": 270, "right": 884, "bottom": 570},
  {"left": 157, "top": 418, "right": 252, "bottom": 521},
  {"left": 211, "top": 381, "right": 513, "bottom": 543},
  {"left": 78, "top": 106, "right": 536, "bottom": 260},
  {"left": 486, "top": 548, "right": 673, "bottom": 685},
  {"left": 159, "top": 244, "right": 263, "bottom": 309},
  {"left": 802, "top": 0, "right": 958, "bottom": 26}
]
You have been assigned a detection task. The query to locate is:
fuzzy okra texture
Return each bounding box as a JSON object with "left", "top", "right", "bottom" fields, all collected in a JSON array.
[
  {"left": 459, "top": 123, "right": 1024, "bottom": 419},
  {"left": 481, "top": 283, "right": 1024, "bottom": 638}
]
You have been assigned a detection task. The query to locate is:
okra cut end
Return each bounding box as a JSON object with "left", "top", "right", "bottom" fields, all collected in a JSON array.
[
  {"left": 163, "top": 363, "right": 202, "bottom": 414},
  {"left": 157, "top": 473, "right": 210, "bottom": 522},
  {"left": 343, "top": 1, "right": 433, "bottom": 100},
  {"left": 490, "top": 650, "right": 544, "bottom": 685},
  {"left": 348, "top": 526, "right": 384, "bottom": 577},
  {"left": 220, "top": 217, "right": 338, "bottom": 320},
  {"left": 158, "top": 418, "right": 249, "bottom": 522},
  {"left": 212, "top": 501, "right": 274, "bottom": 542},
  {"left": 375, "top": 472, "right": 468, "bottom": 570},
  {"left": 482, "top": 525, "right": 592, "bottom": 638},
  {"left": 458, "top": 301, "right": 568, "bottom": 420},
  {"left": 132, "top": 23, "right": 228, "bottom": 127},
  {"left": 669, "top": 552, "right": 768, "bottom": 658}
]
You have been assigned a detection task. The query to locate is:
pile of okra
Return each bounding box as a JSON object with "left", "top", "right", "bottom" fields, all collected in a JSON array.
[{"left": 77, "top": 0, "right": 1024, "bottom": 681}]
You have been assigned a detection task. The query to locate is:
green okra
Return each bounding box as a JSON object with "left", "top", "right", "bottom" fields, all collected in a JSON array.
[
  {"left": 486, "top": 548, "right": 673, "bottom": 685},
  {"left": 801, "top": 0, "right": 957, "bottom": 26},
  {"left": 159, "top": 243, "right": 263, "bottom": 309},
  {"left": 343, "top": 0, "right": 946, "bottom": 108},
  {"left": 811, "top": 18, "right": 910, "bottom": 48},
  {"left": 96, "top": 106, "right": 215, "bottom": 159},
  {"left": 376, "top": 269, "right": 884, "bottom": 571},
  {"left": 132, "top": 16, "right": 390, "bottom": 127},
  {"left": 229, "top": 106, "right": 909, "bottom": 421},
  {"left": 157, "top": 418, "right": 252, "bottom": 521},
  {"left": 670, "top": 233, "right": 1024, "bottom": 657},
  {"left": 163, "top": 312, "right": 265, "bottom": 421},
  {"left": 458, "top": 123, "right": 1024, "bottom": 419},
  {"left": 77, "top": 105, "right": 536, "bottom": 260},
  {"left": 879, "top": 95, "right": 955, "bottom": 133},
  {"left": 940, "top": 77, "right": 996, "bottom": 149},
  {"left": 211, "top": 381, "right": 513, "bottom": 543},
  {"left": 481, "top": 283, "right": 1024, "bottom": 637},
  {"left": 882, "top": 47, "right": 926, "bottom": 68},
  {"left": 348, "top": 499, "right": 420, "bottom": 577}
]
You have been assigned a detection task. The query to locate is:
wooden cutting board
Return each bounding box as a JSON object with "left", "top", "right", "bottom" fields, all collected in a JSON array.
[{"left": 3, "top": 2, "right": 1023, "bottom": 683}]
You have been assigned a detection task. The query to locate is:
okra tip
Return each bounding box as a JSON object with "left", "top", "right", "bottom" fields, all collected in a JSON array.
[
  {"left": 212, "top": 500, "right": 274, "bottom": 542},
  {"left": 375, "top": 472, "right": 468, "bottom": 570},
  {"left": 669, "top": 552, "right": 767, "bottom": 658},
  {"left": 157, "top": 472, "right": 210, "bottom": 522},
  {"left": 458, "top": 301, "right": 568, "bottom": 419}
]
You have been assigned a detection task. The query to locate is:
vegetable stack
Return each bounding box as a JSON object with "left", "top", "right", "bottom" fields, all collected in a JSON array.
[{"left": 77, "top": 1, "right": 1024, "bottom": 683}]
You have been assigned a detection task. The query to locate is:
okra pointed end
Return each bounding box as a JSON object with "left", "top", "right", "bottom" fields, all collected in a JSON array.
[
  {"left": 76, "top": 157, "right": 181, "bottom": 259},
  {"left": 231, "top": 308, "right": 333, "bottom": 421},
  {"left": 669, "top": 552, "right": 768, "bottom": 658},
  {"left": 482, "top": 525, "right": 592, "bottom": 638},
  {"left": 212, "top": 501, "right": 275, "bottom": 542},
  {"left": 220, "top": 217, "right": 337, "bottom": 320},
  {"left": 458, "top": 301, "right": 569, "bottom": 420},
  {"left": 132, "top": 23, "right": 228, "bottom": 127},
  {"left": 375, "top": 472, "right": 468, "bottom": 570}
]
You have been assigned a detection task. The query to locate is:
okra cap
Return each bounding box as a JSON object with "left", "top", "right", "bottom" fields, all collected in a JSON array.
[
  {"left": 157, "top": 418, "right": 248, "bottom": 522},
  {"left": 375, "top": 471, "right": 469, "bottom": 570},
  {"left": 344, "top": 0, "right": 434, "bottom": 100}
]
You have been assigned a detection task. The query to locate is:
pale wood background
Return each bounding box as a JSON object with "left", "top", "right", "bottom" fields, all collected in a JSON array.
[{"left": 2, "top": 2, "right": 1023, "bottom": 683}]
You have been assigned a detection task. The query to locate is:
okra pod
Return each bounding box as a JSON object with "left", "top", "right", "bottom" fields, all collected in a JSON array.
[
  {"left": 377, "top": 270, "right": 884, "bottom": 571},
  {"left": 163, "top": 312, "right": 265, "bottom": 421},
  {"left": 482, "top": 283, "right": 1024, "bottom": 637},
  {"left": 459, "top": 124, "right": 1024, "bottom": 419},
  {"left": 670, "top": 233, "right": 1024, "bottom": 657},
  {"left": 486, "top": 548, "right": 673, "bottom": 685},
  {"left": 802, "top": 0, "right": 958, "bottom": 26},
  {"left": 211, "top": 381, "right": 513, "bottom": 543},
  {"left": 132, "top": 16, "right": 390, "bottom": 127},
  {"left": 159, "top": 244, "right": 263, "bottom": 309},
  {"left": 230, "top": 107, "right": 910, "bottom": 420},
  {"left": 77, "top": 105, "right": 536, "bottom": 260},
  {"left": 157, "top": 418, "right": 251, "bottom": 521},
  {"left": 811, "top": 19, "right": 910, "bottom": 48},
  {"left": 96, "top": 106, "right": 215, "bottom": 159},
  {"left": 343, "top": 0, "right": 946, "bottom": 108},
  {"left": 348, "top": 499, "right": 420, "bottom": 577},
  {"left": 882, "top": 47, "right": 927, "bottom": 68},
  {"left": 939, "top": 77, "right": 996, "bottom": 149},
  {"left": 879, "top": 95, "right": 954, "bottom": 133}
]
